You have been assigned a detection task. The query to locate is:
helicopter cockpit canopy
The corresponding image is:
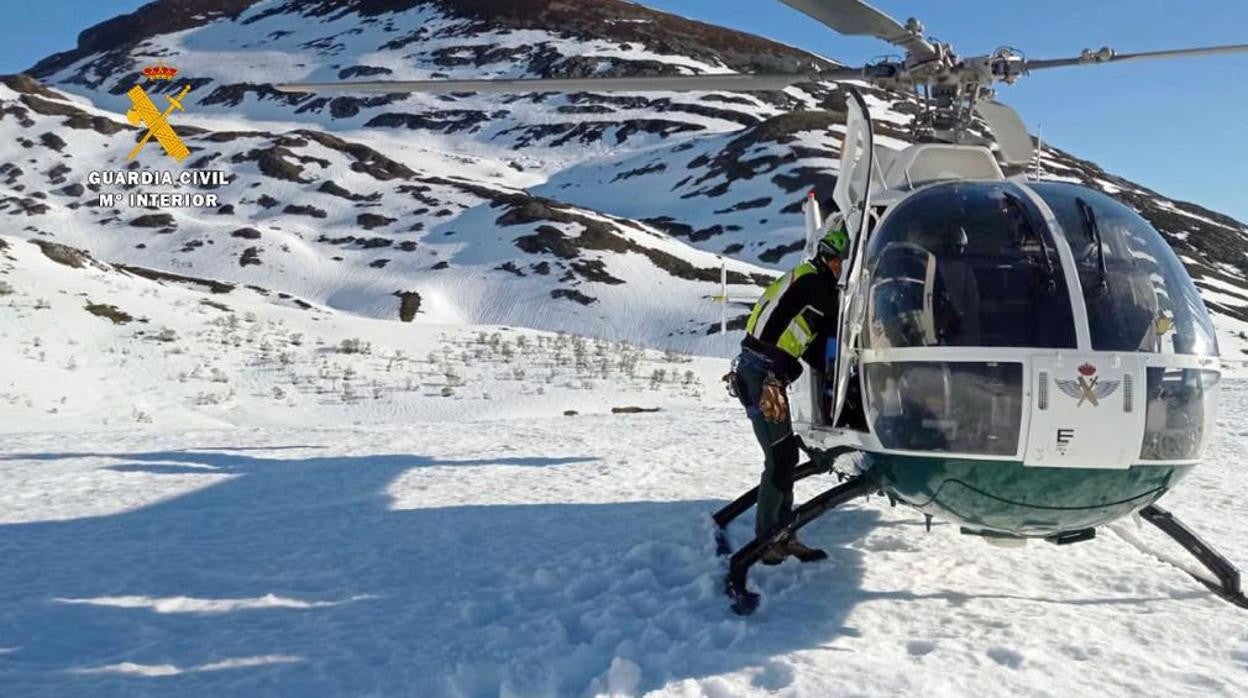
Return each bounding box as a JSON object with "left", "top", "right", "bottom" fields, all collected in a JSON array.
[
  {"left": 856, "top": 180, "right": 1220, "bottom": 464},
  {"left": 866, "top": 181, "right": 1078, "bottom": 350},
  {"left": 1029, "top": 183, "right": 1218, "bottom": 357},
  {"left": 864, "top": 180, "right": 1219, "bottom": 356}
]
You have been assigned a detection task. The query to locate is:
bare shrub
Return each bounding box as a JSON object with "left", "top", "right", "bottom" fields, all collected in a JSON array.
[
  {"left": 84, "top": 302, "right": 133, "bottom": 325},
  {"left": 339, "top": 338, "right": 371, "bottom": 355}
]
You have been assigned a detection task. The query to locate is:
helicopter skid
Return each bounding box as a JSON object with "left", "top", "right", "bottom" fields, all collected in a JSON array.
[
  {"left": 712, "top": 453, "right": 1247, "bottom": 614},
  {"left": 711, "top": 444, "right": 857, "bottom": 556},
  {"left": 1137, "top": 504, "right": 1248, "bottom": 610},
  {"left": 722, "top": 471, "right": 878, "bottom": 616}
]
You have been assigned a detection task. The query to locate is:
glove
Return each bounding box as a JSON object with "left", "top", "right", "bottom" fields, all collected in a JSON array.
[{"left": 759, "top": 376, "right": 789, "bottom": 423}]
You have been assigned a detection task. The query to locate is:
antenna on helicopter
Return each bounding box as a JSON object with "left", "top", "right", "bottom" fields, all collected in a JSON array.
[{"left": 1033, "top": 125, "right": 1045, "bottom": 180}]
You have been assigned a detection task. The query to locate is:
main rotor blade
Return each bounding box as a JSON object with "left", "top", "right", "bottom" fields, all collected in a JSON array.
[
  {"left": 778, "top": 0, "right": 935, "bottom": 59},
  {"left": 274, "top": 70, "right": 862, "bottom": 95},
  {"left": 1024, "top": 43, "right": 1248, "bottom": 71}
]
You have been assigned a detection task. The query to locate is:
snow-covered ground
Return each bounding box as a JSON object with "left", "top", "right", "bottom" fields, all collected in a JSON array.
[
  {"left": 1, "top": 386, "right": 1246, "bottom": 697},
  {"left": 2, "top": 232, "right": 1248, "bottom": 696},
  {"left": 0, "top": 234, "right": 732, "bottom": 434}
]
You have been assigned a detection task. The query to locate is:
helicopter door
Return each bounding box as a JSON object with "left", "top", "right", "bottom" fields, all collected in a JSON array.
[
  {"left": 1023, "top": 356, "right": 1147, "bottom": 469},
  {"left": 830, "top": 88, "right": 875, "bottom": 427}
]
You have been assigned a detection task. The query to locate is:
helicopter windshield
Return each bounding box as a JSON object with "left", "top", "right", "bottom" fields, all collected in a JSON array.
[
  {"left": 864, "top": 361, "right": 1024, "bottom": 455},
  {"left": 1030, "top": 183, "right": 1219, "bottom": 357},
  {"left": 865, "top": 182, "right": 1077, "bottom": 349},
  {"left": 1140, "top": 368, "right": 1220, "bottom": 461}
]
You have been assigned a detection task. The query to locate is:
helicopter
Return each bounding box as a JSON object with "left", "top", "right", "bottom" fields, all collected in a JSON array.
[{"left": 275, "top": 0, "right": 1248, "bottom": 615}]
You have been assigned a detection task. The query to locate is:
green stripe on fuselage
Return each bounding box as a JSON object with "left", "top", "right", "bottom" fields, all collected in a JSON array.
[{"left": 868, "top": 454, "right": 1190, "bottom": 537}]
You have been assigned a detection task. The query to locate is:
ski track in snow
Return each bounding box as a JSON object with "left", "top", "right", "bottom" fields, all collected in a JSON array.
[{"left": 1, "top": 380, "right": 1246, "bottom": 697}]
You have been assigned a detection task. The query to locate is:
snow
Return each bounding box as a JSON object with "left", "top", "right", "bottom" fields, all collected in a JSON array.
[
  {"left": 0, "top": 235, "right": 732, "bottom": 433},
  {"left": 2, "top": 389, "right": 1247, "bottom": 696},
  {"left": 3, "top": 1, "right": 1247, "bottom": 693},
  {"left": 2, "top": 232, "right": 1248, "bottom": 696},
  {"left": 69, "top": 655, "right": 305, "bottom": 677},
  {"left": 1199, "top": 286, "right": 1248, "bottom": 309},
  {"left": 1152, "top": 199, "right": 1245, "bottom": 234},
  {"left": 0, "top": 74, "right": 782, "bottom": 354},
  {"left": 1097, "top": 179, "right": 1124, "bottom": 195},
  {"left": 1198, "top": 275, "right": 1248, "bottom": 303},
  {"left": 53, "top": 594, "right": 377, "bottom": 614}
]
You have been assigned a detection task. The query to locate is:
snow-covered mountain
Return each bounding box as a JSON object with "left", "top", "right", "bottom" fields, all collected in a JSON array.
[
  {"left": 3, "top": 234, "right": 1248, "bottom": 697},
  {"left": 5, "top": 4, "right": 1248, "bottom": 694},
  {"left": 5, "top": 0, "right": 1248, "bottom": 359}
]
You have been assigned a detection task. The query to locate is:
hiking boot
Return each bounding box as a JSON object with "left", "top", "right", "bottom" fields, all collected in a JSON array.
[
  {"left": 781, "top": 536, "right": 828, "bottom": 563},
  {"left": 760, "top": 543, "right": 788, "bottom": 566}
]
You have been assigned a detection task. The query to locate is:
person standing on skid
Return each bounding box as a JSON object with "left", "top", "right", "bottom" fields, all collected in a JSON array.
[{"left": 733, "top": 225, "right": 847, "bottom": 564}]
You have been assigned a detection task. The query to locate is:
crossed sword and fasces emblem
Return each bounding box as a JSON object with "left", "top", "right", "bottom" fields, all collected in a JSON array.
[
  {"left": 1055, "top": 373, "right": 1121, "bottom": 407},
  {"left": 125, "top": 84, "right": 192, "bottom": 162}
]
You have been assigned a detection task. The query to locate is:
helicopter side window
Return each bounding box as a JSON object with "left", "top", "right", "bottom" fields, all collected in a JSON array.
[
  {"left": 1031, "top": 183, "right": 1219, "bottom": 356},
  {"left": 869, "top": 243, "right": 937, "bottom": 347},
  {"left": 864, "top": 361, "right": 1023, "bottom": 455},
  {"left": 1140, "top": 368, "right": 1219, "bottom": 461},
  {"left": 865, "top": 182, "right": 1077, "bottom": 349}
]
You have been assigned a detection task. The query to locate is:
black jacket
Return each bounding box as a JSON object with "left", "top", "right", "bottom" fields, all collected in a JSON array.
[{"left": 741, "top": 262, "right": 840, "bottom": 382}]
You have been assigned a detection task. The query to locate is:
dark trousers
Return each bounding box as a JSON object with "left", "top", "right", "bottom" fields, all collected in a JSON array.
[{"left": 737, "top": 364, "right": 800, "bottom": 536}]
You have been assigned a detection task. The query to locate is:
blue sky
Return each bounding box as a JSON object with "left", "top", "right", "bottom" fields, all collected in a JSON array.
[{"left": 2, "top": 0, "right": 1244, "bottom": 222}]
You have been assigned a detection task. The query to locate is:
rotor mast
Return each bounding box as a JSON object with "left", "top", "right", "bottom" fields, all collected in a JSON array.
[{"left": 778, "top": 1, "right": 1248, "bottom": 147}]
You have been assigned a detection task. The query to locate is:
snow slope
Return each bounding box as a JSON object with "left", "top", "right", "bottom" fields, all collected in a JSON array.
[
  {"left": 0, "top": 73, "right": 770, "bottom": 355},
  {"left": 0, "top": 234, "right": 727, "bottom": 433},
  {"left": 3, "top": 0, "right": 1245, "bottom": 360},
  {"left": 2, "top": 231, "right": 1248, "bottom": 697}
]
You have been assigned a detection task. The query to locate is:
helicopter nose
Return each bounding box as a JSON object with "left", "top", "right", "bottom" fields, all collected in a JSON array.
[{"left": 1024, "top": 356, "right": 1145, "bottom": 470}]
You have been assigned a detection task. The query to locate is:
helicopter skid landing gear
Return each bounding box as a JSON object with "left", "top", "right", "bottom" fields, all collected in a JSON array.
[
  {"left": 1138, "top": 504, "right": 1248, "bottom": 610},
  {"left": 722, "top": 471, "right": 877, "bottom": 616},
  {"left": 711, "top": 445, "right": 857, "bottom": 556}
]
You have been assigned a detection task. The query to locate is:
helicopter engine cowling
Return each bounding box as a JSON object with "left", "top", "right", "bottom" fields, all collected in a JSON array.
[{"left": 846, "top": 180, "right": 1220, "bottom": 538}]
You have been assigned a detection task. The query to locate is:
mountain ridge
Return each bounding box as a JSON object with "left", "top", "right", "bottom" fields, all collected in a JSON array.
[{"left": 5, "top": 0, "right": 1246, "bottom": 360}]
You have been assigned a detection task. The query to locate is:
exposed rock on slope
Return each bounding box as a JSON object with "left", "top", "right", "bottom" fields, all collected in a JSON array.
[{"left": 6, "top": 0, "right": 1246, "bottom": 356}]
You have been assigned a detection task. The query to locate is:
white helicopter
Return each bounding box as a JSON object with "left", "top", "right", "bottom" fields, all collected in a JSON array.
[{"left": 277, "top": 0, "right": 1248, "bottom": 615}]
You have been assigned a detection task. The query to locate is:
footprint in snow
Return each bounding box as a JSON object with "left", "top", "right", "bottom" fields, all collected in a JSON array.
[
  {"left": 751, "top": 660, "right": 795, "bottom": 691},
  {"left": 859, "top": 533, "right": 921, "bottom": 553},
  {"left": 460, "top": 597, "right": 514, "bottom": 627},
  {"left": 1060, "top": 644, "right": 1102, "bottom": 662},
  {"left": 906, "top": 640, "right": 936, "bottom": 657},
  {"left": 986, "top": 646, "right": 1025, "bottom": 669}
]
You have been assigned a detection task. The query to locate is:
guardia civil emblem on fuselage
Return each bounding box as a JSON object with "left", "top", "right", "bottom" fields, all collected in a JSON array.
[{"left": 1055, "top": 363, "right": 1120, "bottom": 407}]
